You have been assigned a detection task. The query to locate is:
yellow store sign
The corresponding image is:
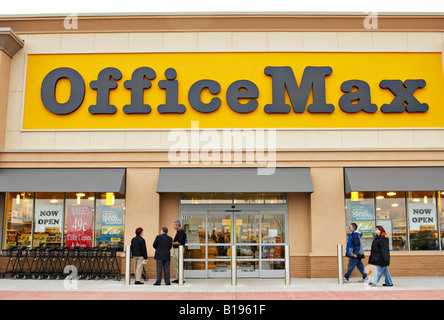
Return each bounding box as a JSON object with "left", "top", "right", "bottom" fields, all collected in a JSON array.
[{"left": 23, "top": 52, "right": 444, "bottom": 130}]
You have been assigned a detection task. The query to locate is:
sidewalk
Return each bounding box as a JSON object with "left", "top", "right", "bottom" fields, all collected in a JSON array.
[{"left": 1, "top": 276, "right": 444, "bottom": 300}]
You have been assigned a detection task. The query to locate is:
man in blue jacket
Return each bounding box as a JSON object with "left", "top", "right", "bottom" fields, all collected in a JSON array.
[
  {"left": 153, "top": 227, "right": 173, "bottom": 286},
  {"left": 344, "top": 223, "right": 368, "bottom": 283}
]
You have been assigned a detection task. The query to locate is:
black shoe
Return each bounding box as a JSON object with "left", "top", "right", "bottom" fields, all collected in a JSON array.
[
  {"left": 172, "top": 280, "right": 178, "bottom": 283},
  {"left": 153, "top": 282, "right": 160, "bottom": 286},
  {"left": 165, "top": 283, "right": 171, "bottom": 285},
  {"left": 383, "top": 284, "right": 393, "bottom": 287},
  {"left": 135, "top": 281, "right": 144, "bottom": 285}
]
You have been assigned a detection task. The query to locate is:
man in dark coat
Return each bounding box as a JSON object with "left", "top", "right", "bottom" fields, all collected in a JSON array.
[
  {"left": 131, "top": 227, "right": 148, "bottom": 285},
  {"left": 153, "top": 227, "right": 173, "bottom": 285}
]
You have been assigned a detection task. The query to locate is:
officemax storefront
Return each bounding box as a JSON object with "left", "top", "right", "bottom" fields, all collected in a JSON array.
[{"left": 0, "top": 13, "right": 444, "bottom": 279}]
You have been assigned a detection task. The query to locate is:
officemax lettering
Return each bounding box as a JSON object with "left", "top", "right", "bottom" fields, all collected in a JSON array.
[{"left": 40, "top": 66, "right": 428, "bottom": 116}]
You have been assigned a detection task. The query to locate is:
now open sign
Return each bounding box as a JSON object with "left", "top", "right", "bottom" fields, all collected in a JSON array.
[{"left": 408, "top": 203, "right": 437, "bottom": 231}]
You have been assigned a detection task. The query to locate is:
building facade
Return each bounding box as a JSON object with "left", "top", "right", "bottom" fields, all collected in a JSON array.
[{"left": 0, "top": 13, "right": 444, "bottom": 279}]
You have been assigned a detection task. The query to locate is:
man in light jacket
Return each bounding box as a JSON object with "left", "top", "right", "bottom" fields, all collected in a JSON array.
[{"left": 343, "top": 223, "right": 368, "bottom": 283}]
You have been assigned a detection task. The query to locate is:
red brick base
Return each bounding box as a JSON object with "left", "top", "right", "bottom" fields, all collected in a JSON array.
[
  {"left": 2, "top": 254, "right": 444, "bottom": 279},
  {"left": 290, "top": 255, "right": 444, "bottom": 278}
]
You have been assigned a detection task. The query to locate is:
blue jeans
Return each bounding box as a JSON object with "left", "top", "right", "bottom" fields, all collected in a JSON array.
[
  {"left": 344, "top": 258, "right": 367, "bottom": 280},
  {"left": 372, "top": 265, "right": 393, "bottom": 285}
]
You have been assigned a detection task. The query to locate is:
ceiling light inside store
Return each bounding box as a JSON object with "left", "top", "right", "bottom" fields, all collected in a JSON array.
[
  {"left": 387, "top": 192, "right": 396, "bottom": 196},
  {"left": 391, "top": 203, "right": 399, "bottom": 207}
]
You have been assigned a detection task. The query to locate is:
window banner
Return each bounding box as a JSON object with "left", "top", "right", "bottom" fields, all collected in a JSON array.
[
  {"left": 408, "top": 203, "right": 437, "bottom": 231},
  {"left": 34, "top": 204, "right": 63, "bottom": 232},
  {"left": 351, "top": 203, "right": 375, "bottom": 249},
  {"left": 66, "top": 205, "right": 93, "bottom": 247},
  {"left": 95, "top": 206, "right": 124, "bottom": 244}
]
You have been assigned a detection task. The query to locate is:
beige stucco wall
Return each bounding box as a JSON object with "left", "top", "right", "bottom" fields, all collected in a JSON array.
[
  {"left": 124, "top": 168, "right": 159, "bottom": 255},
  {"left": 0, "top": 51, "right": 11, "bottom": 149},
  {"left": 1, "top": 16, "right": 444, "bottom": 272}
]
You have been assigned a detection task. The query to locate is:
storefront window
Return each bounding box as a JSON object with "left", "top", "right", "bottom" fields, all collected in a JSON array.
[
  {"left": 407, "top": 192, "right": 439, "bottom": 250},
  {"left": 181, "top": 193, "right": 233, "bottom": 204},
  {"left": 375, "top": 192, "right": 407, "bottom": 251},
  {"left": 234, "top": 193, "right": 287, "bottom": 204},
  {"left": 345, "top": 192, "right": 375, "bottom": 251},
  {"left": 439, "top": 192, "right": 444, "bottom": 250},
  {"left": 33, "top": 193, "right": 63, "bottom": 247},
  {"left": 2, "top": 192, "right": 34, "bottom": 249},
  {"left": 345, "top": 191, "right": 444, "bottom": 251},
  {"left": 180, "top": 193, "right": 287, "bottom": 204},
  {"left": 1, "top": 192, "right": 125, "bottom": 250}
]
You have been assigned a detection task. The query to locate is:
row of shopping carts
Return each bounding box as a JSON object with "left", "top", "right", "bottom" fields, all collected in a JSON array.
[{"left": 1, "top": 246, "right": 121, "bottom": 281}]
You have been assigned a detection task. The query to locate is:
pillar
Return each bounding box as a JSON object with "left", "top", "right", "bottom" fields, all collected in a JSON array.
[{"left": 0, "top": 28, "right": 24, "bottom": 149}]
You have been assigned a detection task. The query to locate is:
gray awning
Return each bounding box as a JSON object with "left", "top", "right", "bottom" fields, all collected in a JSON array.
[
  {"left": 157, "top": 168, "right": 314, "bottom": 193},
  {"left": 0, "top": 168, "right": 126, "bottom": 193},
  {"left": 344, "top": 167, "right": 444, "bottom": 194}
]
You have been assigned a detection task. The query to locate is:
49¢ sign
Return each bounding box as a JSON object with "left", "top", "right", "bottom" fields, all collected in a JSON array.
[
  {"left": 66, "top": 205, "right": 93, "bottom": 248},
  {"left": 22, "top": 52, "right": 444, "bottom": 130}
]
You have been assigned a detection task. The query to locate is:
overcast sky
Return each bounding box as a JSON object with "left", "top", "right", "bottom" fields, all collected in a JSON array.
[{"left": 1, "top": 0, "right": 444, "bottom": 15}]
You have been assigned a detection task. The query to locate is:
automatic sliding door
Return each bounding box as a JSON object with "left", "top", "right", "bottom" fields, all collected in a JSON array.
[
  {"left": 181, "top": 212, "right": 206, "bottom": 278},
  {"left": 261, "top": 213, "right": 286, "bottom": 278},
  {"left": 181, "top": 206, "right": 287, "bottom": 279},
  {"left": 235, "top": 212, "right": 260, "bottom": 278},
  {"left": 207, "top": 213, "right": 232, "bottom": 278}
]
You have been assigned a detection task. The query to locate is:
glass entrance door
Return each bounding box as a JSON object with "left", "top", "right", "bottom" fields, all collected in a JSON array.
[
  {"left": 207, "top": 212, "right": 232, "bottom": 277},
  {"left": 234, "top": 211, "right": 260, "bottom": 278},
  {"left": 180, "top": 205, "right": 287, "bottom": 279}
]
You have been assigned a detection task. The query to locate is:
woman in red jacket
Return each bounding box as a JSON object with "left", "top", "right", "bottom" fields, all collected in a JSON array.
[{"left": 368, "top": 225, "right": 393, "bottom": 287}]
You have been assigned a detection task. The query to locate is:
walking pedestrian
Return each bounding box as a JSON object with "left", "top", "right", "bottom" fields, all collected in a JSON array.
[
  {"left": 130, "top": 227, "right": 148, "bottom": 285},
  {"left": 368, "top": 225, "right": 393, "bottom": 287},
  {"left": 172, "top": 219, "right": 187, "bottom": 284},
  {"left": 153, "top": 227, "right": 173, "bottom": 286},
  {"left": 343, "top": 223, "right": 368, "bottom": 283}
]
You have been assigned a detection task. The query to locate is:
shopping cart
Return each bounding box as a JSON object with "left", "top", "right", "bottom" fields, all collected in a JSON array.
[
  {"left": 45, "top": 247, "right": 64, "bottom": 280},
  {"left": 33, "top": 247, "right": 50, "bottom": 280},
  {"left": 2, "top": 246, "right": 29, "bottom": 279},
  {"left": 2, "top": 246, "right": 20, "bottom": 279},
  {"left": 102, "top": 247, "right": 121, "bottom": 281},
  {"left": 76, "top": 247, "right": 89, "bottom": 280},
  {"left": 53, "top": 247, "right": 67, "bottom": 280},
  {"left": 83, "top": 246, "right": 97, "bottom": 280},
  {"left": 13, "top": 246, "right": 31, "bottom": 279},
  {"left": 86, "top": 246, "right": 103, "bottom": 280}
]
